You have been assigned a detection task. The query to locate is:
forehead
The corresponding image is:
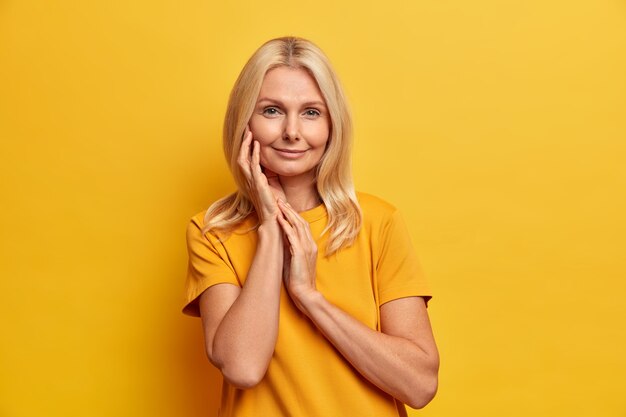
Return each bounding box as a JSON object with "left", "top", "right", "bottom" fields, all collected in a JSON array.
[{"left": 258, "top": 66, "right": 324, "bottom": 103}]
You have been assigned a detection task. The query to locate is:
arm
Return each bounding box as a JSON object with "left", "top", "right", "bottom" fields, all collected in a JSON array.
[
  {"left": 198, "top": 223, "right": 283, "bottom": 389},
  {"left": 297, "top": 294, "right": 438, "bottom": 409},
  {"left": 277, "top": 200, "right": 439, "bottom": 408},
  {"left": 198, "top": 130, "right": 285, "bottom": 389}
]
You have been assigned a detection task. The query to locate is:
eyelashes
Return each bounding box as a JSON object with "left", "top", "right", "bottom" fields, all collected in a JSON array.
[
  {"left": 262, "top": 107, "right": 280, "bottom": 116},
  {"left": 261, "top": 107, "right": 322, "bottom": 119}
]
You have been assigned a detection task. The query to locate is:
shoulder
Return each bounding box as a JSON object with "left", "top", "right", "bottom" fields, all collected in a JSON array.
[
  {"left": 186, "top": 210, "right": 218, "bottom": 249},
  {"left": 187, "top": 210, "right": 215, "bottom": 239},
  {"left": 186, "top": 210, "right": 224, "bottom": 249},
  {"left": 187, "top": 207, "right": 256, "bottom": 246},
  {"left": 354, "top": 192, "right": 407, "bottom": 238},
  {"left": 355, "top": 191, "right": 399, "bottom": 219},
  {"left": 189, "top": 210, "right": 207, "bottom": 229}
]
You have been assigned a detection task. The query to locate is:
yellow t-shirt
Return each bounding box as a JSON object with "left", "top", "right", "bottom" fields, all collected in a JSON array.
[{"left": 183, "top": 192, "right": 431, "bottom": 417}]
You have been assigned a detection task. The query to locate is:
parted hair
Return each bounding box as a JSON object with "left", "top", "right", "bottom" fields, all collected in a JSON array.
[{"left": 203, "top": 36, "right": 362, "bottom": 256}]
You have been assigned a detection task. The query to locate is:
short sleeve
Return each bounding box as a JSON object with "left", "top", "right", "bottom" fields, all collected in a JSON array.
[
  {"left": 376, "top": 209, "right": 431, "bottom": 306},
  {"left": 182, "top": 214, "right": 240, "bottom": 317}
]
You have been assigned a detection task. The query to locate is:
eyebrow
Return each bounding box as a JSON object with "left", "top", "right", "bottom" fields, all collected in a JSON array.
[{"left": 256, "top": 97, "right": 327, "bottom": 108}]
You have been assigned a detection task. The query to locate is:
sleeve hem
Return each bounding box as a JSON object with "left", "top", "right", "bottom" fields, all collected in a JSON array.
[
  {"left": 182, "top": 280, "right": 240, "bottom": 317},
  {"left": 379, "top": 285, "right": 432, "bottom": 307}
]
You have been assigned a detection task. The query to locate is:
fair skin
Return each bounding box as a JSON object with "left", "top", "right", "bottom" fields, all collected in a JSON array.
[{"left": 199, "top": 66, "right": 439, "bottom": 408}]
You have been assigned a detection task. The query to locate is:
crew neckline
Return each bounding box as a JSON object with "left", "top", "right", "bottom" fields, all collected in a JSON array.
[{"left": 298, "top": 202, "right": 327, "bottom": 223}]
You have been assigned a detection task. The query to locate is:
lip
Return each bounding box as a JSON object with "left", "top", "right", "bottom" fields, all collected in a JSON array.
[{"left": 273, "top": 148, "right": 309, "bottom": 159}]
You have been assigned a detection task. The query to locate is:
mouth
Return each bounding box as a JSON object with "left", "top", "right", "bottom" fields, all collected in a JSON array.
[{"left": 272, "top": 148, "right": 309, "bottom": 159}]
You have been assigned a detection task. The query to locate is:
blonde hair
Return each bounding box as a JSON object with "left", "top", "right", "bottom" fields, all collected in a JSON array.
[{"left": 203, "top": 36, "right": 361, "bottom": 256}]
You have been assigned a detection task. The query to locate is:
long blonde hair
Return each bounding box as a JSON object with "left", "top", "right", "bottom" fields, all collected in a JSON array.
[{"left": 203, "top": 36, "right": 361, "bottom": 256}]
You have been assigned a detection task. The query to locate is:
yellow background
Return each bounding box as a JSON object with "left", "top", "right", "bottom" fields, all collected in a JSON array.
[{"left": 1, "top": 1, "right": 625, "bottom": 416}]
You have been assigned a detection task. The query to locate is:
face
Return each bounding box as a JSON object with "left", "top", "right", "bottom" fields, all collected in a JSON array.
[{"left": 248, "top": 66, "right": 330, "bottom": 181}]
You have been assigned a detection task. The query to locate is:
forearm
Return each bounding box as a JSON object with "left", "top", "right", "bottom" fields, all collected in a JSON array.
[
  {"left": 211, "top": 223, "right": 283, "bottom": 387},
  {"left": 299, "top": 292, "right": 438, "bottom": 408}
]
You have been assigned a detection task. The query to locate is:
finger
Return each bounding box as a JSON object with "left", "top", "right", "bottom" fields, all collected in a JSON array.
[
  {"left": 278, "top": 202, "right": 308, "bottom": 242},
  {"left": 277, "top": 212, "right": 299, "bottom": 251},
  {"left": 278, "top": 200, "right": 297, "bottom": 225},
  {"left": 240, "top": 129, "right": 252, "bottom": 157},
  {"left": 250, "top": 141, "right": 266, "bottom": 185},
  {"left": 279, "top": 201, "right": 310, "bottom": 231},
  {"left": 280, "top": 202, "right": 317, "bottom": 252},
  {"left": 252, "top": 140, "right": 261, "bottom": 172},
  {"left": 238, "top": 130, "right": 253, "bottom": 178}
]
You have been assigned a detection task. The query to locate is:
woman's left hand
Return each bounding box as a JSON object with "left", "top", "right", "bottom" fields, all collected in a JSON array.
[
  {"left": 277, "top": 201, "right": 438, "bottom": 408},
  {"left": 276, "top": 199, "right": 319, "bottom": 310}
]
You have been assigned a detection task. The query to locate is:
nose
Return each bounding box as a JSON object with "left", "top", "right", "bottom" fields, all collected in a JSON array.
[{"left": 283, "top": 113, "right": 300, "bottom": 141}]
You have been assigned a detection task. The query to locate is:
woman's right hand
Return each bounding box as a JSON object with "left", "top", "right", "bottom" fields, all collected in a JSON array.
[
  {"left": 202, "top": 126, "right": 287, "bottom": 388},
  {"left": 237, "top": 126, "right": 286, "bottom": 224}
]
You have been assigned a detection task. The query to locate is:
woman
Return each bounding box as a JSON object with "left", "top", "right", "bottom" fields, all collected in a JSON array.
[{"left": 183, "top": 36, "right": 439, "bottom": 416}]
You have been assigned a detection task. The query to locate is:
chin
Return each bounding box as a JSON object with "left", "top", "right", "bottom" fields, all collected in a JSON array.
[{"left": 264, "top": 163, "right": 316, "bottom": 179}]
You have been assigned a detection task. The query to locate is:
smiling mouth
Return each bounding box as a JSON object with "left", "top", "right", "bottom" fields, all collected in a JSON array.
[
  {"left": 272, "top": 147, "right": 309, "bottom": 160},
  {"left": 273, "top": 148, "right": 307, "bottom": 153}
]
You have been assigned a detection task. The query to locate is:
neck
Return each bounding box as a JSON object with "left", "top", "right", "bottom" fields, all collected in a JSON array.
[{"left": 279, "top": 174, "right": 321, "bottom": 212}]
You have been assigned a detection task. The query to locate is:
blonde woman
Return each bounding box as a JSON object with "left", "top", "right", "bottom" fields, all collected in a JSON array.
[{"left": 183, "top": 36, "right": 439, "bottom": 416}]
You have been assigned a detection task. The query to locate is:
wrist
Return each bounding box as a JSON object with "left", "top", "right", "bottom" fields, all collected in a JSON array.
[
  {"left": 294, "top": 289, "right": 324, "bottom": 317},
  {"left": 257, "top": 220, "right": 281, "bottom": 240}
]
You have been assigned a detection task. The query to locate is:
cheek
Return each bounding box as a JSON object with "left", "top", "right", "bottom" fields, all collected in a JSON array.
[
  {"left": 249, "top": 117, "right": 281, "bottom": 145},
  {"left": 308, "top": 124, "right": 330, "bottom": 148},
  {"left": 259, "top": 146, "right": 271, "bottom": 167},
  {"left": 305, "top": 115, "right": 330, "bottom": 146}
]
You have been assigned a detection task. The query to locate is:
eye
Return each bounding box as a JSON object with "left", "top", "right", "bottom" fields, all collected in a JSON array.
[
  {"left": 262, "top": 107, "right": 281, "bottom": 117},
  {"left": 304, "top": 109, "right": 321, "bottom": 118}
]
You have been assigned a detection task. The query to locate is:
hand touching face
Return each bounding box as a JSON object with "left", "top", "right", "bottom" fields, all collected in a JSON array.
[
  {"left": 237, "top": 126, "right": 287, "bottom": 224},
  {"left": 248, "top": 66, "right": 330, "bottom": 182}
]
